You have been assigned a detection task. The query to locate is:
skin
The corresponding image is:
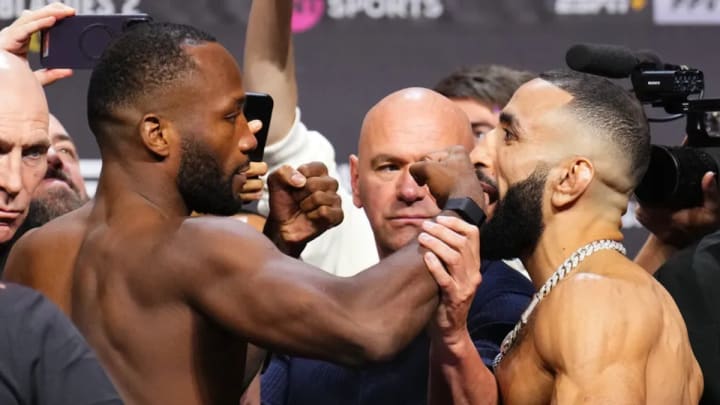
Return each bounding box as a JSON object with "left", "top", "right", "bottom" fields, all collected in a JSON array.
[
  {"left": 350, "top": 88, "right": 476, "bottom": 258},
  {"left": 0, "top": 50, "right": 50, "bottom": 243},
  {"left": 427, "top": 78, "right": 704, "bottom": 404},
  {"left": 450, "top": 98, "right": 499, "bottom": 142},
  {"left": 0, "top": 3, "right": 75, "bottom": 85},
  {"left": 4, "top": 40, "right": 485, "bottom": 405},
  {"left": 33, "top": 114, "right": 88, "bottom": 202}
]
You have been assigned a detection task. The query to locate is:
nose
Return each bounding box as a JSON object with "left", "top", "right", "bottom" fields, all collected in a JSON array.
[
  {"left": 238, "top": 121, "right": 259, "bottom": 154},
  {"left": 0, "top": 151, "right": 24, "bottom": 197},
  {"left": 470, "top": 132, "right": 495, "bottom": 173},
  {"left": 46, "top": 146, "right": 64, "bottom": 170},
  {"left": 396, "top": 167, "right": 426, "bottom": 204}
]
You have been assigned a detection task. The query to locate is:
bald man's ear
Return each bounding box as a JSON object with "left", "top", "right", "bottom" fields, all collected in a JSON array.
[
  {"left": 550, "top": 158, "right": 594, "bottom": 209},
  {"left": 349, "top": 154, "right": 363, "bottom": 208},
  {"left": 140, "top": 114, "right": 170, "bottom": 158}
]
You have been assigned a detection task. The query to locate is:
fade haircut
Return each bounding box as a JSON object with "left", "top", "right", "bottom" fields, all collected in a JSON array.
[
  {"left": 539, "top": 69, "right": 651, "bottom": 188},
  {"left": 434, "top": 64, "right": 536, "bottom": 109},
  {"left": 87, "top": 22, "right": 216, "bottom": 138}
]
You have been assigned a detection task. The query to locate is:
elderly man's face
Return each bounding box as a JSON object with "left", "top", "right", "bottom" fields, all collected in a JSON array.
[
  {"left": 25, "top": 115, "right": 89, "bottom": 229},
  {"left": 0, "top": 51, "right": 50, "bottom": 243}
]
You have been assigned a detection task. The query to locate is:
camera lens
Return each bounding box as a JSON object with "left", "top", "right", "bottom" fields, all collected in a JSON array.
[{"left": 635, "top": 145, "right": 718, "bottom": 208}]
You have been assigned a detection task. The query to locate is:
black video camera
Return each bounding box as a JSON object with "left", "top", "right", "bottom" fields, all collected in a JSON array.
[{"left": 566, "top": 44, "right": 720, "bottom": 208}]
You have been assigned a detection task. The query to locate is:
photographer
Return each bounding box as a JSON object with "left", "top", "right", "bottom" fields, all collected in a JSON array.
[{"left": 636, "top": 169, "right": 720, "bottom": 405}]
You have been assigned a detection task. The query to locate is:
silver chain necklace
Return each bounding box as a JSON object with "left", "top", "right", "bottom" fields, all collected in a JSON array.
[{"left": 492, "top": 239, "right": 626, "bottom": 370}]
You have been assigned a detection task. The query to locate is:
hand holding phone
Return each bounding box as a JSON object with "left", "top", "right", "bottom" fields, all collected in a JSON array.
[
  {"left": 0, "top": 3, "right": 76, "bottom": 85},
  {"left": 40, "top": 14, "right": 152, "bottom": 69}
]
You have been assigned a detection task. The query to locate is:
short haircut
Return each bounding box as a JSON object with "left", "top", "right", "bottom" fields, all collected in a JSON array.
[
  {"left": 434, "top": 64, "right": 536, "bottom": 109},
  {"left": 539, "top": 69, "right": 651, "bottom": 188},
  {"left": 87, "top": 22, "right": 216, "bottom": 138}
]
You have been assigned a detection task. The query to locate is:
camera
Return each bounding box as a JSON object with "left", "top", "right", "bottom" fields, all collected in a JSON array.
[
  {"left": 566, "top": 43, "right": 720, "bottom": 209},
  {"left": 630, "top": 66, "right": 720, "bottom": 208}
]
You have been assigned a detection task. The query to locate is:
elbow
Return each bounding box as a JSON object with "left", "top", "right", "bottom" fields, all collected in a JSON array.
[
  {"left": 333, "top": 325, "right": 404, "bottom": 367},
  {"left": 355, "top": 324, "right": 408, "bottom": 364}
]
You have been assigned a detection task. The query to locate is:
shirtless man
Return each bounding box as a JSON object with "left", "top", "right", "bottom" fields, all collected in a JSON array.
[
  {"left": 425, "top": 70, "right": 703, "bottom": 404},
  {"left": 5, "top": 20, "right": 485, "bottom": 405}
]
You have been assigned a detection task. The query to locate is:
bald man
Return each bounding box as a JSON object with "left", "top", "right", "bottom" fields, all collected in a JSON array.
[
  {"left": 426, "top": 70, "right": 703, "bottom": 404},
  {"left": 0, "top": 50, "right": 49, "bottom": 244},
  {"left": 27, "top": 114, "right": 89, "bottom": 227},
  {"left": 260, "top": 88, "right": 533, "bottom": 405}
]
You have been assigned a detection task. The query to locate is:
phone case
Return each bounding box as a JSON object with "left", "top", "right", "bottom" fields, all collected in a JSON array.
[{"left": 40, "top": 14, "right": 151, "bottom": 69}]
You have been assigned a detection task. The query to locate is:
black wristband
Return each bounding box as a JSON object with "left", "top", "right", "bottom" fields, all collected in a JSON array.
[{"left": 443, "top": 197, "right": 486, "bottom": 228}]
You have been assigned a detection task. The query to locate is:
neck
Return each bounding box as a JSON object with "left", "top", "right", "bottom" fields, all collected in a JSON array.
[
  {"left": 95, "top": 157, "right": 189, "bottom": 217},
  {"left": 522, "top": 210, "right": 624, "bottom": 290}
]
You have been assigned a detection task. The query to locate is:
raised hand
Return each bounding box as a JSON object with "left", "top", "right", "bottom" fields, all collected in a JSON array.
[
  {"left": 418, "top": 215, "right": 481, "bottom": 344},
  {"left": 265, "top": 162, "right": 343, "bottom": 256},
  {"left": 0, "top": 2, "right": 75, "bottom": 85}
]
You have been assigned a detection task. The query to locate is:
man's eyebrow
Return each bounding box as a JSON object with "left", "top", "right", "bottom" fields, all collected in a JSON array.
[
  {"left": 499, "top": 111, "right": 522, "bottom": 134},
  {"left": 51, "top": 133, "right": 72, "bottom": 143},
  {"left": 26, "top": 138, "right": 51, "bottom": 149},
  {"left": 370, "top": 154, "right": 401, "bottom": 167}
]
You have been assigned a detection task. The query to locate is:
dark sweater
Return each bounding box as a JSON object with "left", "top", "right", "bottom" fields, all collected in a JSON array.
[{"left": 261, "top": 259, "right": 534, "bottom": 405}]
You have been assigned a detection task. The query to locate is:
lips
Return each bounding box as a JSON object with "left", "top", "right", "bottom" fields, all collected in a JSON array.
[
  {"left": 480, "top": 182, "right": 499, "bottom": 205},
  {"left": 0, "top": 210, "right": 22, "bottom": 224}
]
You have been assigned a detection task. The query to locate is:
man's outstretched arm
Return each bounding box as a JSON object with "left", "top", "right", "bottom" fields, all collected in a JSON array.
[
  {"left": 178, "top": 149, "right": 486, "bottom": 366},
  {"left": 243, "top": 0, "right": 296, "bottom": 147}
]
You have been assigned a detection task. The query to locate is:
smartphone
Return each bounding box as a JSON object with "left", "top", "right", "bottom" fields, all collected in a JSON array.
[
  {"left": 244, "top": 92, "right": 274, "bottom": 162},
  {"left": 40, "top": 14, "right": 152, "bottom": 69}
]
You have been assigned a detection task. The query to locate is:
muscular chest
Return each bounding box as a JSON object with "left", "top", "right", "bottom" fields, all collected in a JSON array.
[{"left": 495, "top": 325, "right": 555, "bottom": 405}]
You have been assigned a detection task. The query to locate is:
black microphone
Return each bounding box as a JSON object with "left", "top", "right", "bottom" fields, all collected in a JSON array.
[{"left": 565, "top": 43, "right": 661, "bottom": 79}]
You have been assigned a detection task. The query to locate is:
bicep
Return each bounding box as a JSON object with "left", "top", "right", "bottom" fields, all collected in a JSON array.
[
  {"left": 555, "top": 363, "right": 646, "bottom": 404},
  {"left": 182, "top": 224, "right": 364, "bottom": 362}
]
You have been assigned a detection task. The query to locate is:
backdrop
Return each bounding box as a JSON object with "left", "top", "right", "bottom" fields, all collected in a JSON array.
[{"left": 2, "top": 0, "right": 719, "bottom": 253}]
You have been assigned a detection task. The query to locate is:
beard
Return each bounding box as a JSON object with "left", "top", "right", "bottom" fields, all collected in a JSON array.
[
  {"left": 25, "top": 187, "right": 86, "bottom": 229},
  {"left": 177, "top": 136, "right": 244, "bottom": 216},
  {"left": 480, "top": 165, "right": 547, "bottom": 261}
]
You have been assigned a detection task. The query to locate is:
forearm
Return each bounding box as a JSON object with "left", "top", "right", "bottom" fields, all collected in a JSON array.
[
  {"left": 634, "top": 234, "right": 678, "bottom": 276},
  {"left": 244, "top": 0, "right": 297, "bottom": 146},
  {"left": 428, "top": 331, "right": 498, "bottom": 405},
  {"left": 347, "top": 241, "right": 439, "bottom": 358}
]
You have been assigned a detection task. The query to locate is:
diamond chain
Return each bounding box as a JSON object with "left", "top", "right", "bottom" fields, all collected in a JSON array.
[{"left": 492, "top": 239, "right": 626, "bottom": 370}]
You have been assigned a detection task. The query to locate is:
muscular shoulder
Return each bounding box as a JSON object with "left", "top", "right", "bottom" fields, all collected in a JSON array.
[
  {"left": 161, "top": 215, "right": 283, "bottom": 280},
  {"left": 534, "top": 264, "right": 663, "bottom": 369},
  {"left": 3, "top": 205, "right": 91, "bottom": 283}
]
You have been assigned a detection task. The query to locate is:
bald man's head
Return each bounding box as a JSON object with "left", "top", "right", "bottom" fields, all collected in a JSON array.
[
  {"left": 358, "top": 87, "right": 473, "bottom": 156},
  {"left": 0, "top": 50, "right": 50, "bottom": 243},
  {"left": 350, "top": 87, "right": 474, "bottom": 258}
]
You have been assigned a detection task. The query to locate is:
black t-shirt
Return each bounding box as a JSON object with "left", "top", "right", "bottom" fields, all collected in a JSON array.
[
  {"left": 0, "top": 283, "right": 122, "bottom": 405},
  {"left": 655, "top": 231, "right": 720, "bottom": 405}
]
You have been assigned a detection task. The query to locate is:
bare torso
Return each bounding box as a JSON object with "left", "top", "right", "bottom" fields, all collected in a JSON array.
[
  {"left": 69, "top": 200, "right": 262, "bottom": 405},
  {"left": 495, "top": 255, "right": 703, "bottom": 405},
  {"left": 6, "top": 199, "right": 263, "bottom": 405}
]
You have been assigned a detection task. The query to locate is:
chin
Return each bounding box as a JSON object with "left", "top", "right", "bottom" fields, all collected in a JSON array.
[{"left": 0, "top": 229, "right": 17, "bottom": 244}]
